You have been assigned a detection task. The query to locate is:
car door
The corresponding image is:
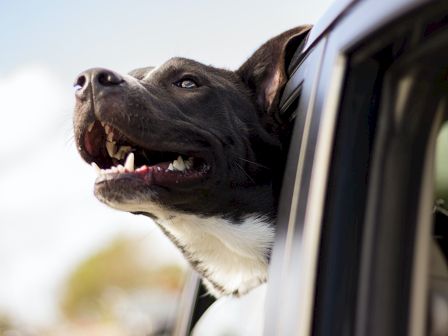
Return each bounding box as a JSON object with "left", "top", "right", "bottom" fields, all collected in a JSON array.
[{"left": 265, "top": 0, "right": 448, "bottom": 335}]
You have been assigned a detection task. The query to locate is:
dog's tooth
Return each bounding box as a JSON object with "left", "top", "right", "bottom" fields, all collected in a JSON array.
[
  {"left": 113, "top": 146, "right": 132, "bottom": 160},
  {"left": 117, "top": 164, "right": 125, "bottom": 173},
  {"left": 120, "top": 146, "right": 133, "bottom": 160},
  {"left": 124, "top": 153, "right": 134, "bottom": 172},
  {"left": 173, "top": 156, "right": 186, "bottom": 171},
  {"left": 111, "top": 152, "right": 121, "bottom": 160},
  {"left": 106, "top": 142, "right": 117, "bottom": 157},
  {"left": 91, "top": 162, "right": 101, "bottom": 174},
  {"left": 107, "top": 132, "right": 114, "bottom": 142},
  {"left": 111, "top": 167, "right": 118, "bottom": 173},
  {"left": 168, "top": 163, "right": 174, "bottom": 171},
  {"left": 101, "top": 121, "right": 106, "bottom": 127},
  {"left": 105, "top": 124, "right": 110, "bottom": 134},
  {"left": 185, "top": 157, "right": 193, "bottom": 169},
  {"left": 87, "top": 122, "right": 95, "bottom": 133}
]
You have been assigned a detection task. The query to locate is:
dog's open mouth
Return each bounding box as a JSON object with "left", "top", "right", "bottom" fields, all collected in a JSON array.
[{"left": 82, "top": 120, "right": 211, "bottom": 188}]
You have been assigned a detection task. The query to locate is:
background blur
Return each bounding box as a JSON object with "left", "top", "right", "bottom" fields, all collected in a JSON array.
[{"left": 0, "top": 1, "right": 333, "bottom": 334}]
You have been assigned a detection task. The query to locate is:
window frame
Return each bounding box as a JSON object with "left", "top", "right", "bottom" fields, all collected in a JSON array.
[{"left": 266, "top": 0, "right": 446, "bottom": 335}]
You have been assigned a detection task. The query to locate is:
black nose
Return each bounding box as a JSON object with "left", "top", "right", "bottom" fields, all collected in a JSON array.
[{"left": 74, "top": 68, "right": 123, "bottom": 98}]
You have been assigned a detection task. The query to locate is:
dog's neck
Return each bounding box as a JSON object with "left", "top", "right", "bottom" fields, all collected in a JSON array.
[
  {"left": 104, "top": 200, "right": 275, "bottom": 297},
  {"left": 157, "top": 212, "right": 274, "bottom": 297}
]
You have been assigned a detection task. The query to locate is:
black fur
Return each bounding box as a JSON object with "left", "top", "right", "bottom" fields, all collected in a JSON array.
[{"left": 73, "top": 26, "right": 311, "bottom": 223}]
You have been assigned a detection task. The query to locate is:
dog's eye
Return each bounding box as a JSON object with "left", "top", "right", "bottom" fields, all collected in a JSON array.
[{"left": 175, "top": 79, "right": 198, "bottom": 89}]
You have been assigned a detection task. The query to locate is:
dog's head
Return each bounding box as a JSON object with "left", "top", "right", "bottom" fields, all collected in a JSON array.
[{"left": 73, "top": 26, "right": 310, "bottom": 221}]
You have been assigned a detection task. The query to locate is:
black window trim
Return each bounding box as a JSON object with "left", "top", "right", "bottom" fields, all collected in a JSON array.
[{"left": 266, "top": 0, "right": 445, "bottom": 335}]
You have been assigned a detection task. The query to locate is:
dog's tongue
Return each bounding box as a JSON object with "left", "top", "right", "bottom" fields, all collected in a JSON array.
[{"left": 134, "top": 164, "right": 207, "bottom": 188}]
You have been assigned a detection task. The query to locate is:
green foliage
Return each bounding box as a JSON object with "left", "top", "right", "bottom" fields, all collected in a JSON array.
[{"left": 60, "top": 236, "right": 184, "bottom": 321}]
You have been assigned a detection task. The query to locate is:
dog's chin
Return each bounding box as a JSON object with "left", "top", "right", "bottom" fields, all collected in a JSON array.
[
  {"left": 93, "top": 158, "right": 211, "bottom": 195},
  {"left": 92, "top": 166, "right": 213, "bottom": 215}
]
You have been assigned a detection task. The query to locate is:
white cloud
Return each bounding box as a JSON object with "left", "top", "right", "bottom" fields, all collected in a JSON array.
[{"left": 0, "top": 66, "right": 70, "bottom": 157}]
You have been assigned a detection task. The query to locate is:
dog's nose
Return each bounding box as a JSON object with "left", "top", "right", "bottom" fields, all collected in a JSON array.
[{"left": 74, "top": 68, "right": 123, "bottom": 99}]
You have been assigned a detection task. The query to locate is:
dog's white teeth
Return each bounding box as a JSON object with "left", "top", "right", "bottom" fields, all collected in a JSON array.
[
  {"left": 91, "top": 162, "right": 101, "bottom": 174},
  {"left": 168, "top": 156, "right": 193, "bottom": 172},
  {"left": 185, "top": 157, "right": 193, "bottom": 169},
  {"left": 106, "top": 141, "right": 117, "bottom": 157},
  {"left": 104, "top": 124, "right": 116, "bottom": 142},
  {"left": 107, "top": 132, "right": 114, "bottom": 142},
  {"left": 108, "top": 145, "right": 132, "bottom": 160},
  {"left": 116, "top": 164, "right": 125, "bottom": 173},
  {"left": 124, "top": 153, "right": 134, "bottom": 172},
  {"left": 172, "top": 156, "right": 186, "bottom": 171},
  {"left": 101, "top": 121, "right": 106, "bottom": 127},
  {"left": 114, "top": 146, "right": 133, "bottom": 160},
  {"left": 87, "top": 122, "right": 95, "bottom": 133}
]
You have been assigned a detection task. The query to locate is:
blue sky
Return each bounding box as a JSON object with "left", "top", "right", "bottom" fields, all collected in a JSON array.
[
  {"left": 0, "top": 0, "right": 334, "bottom": 327},
  {"left": 0, "top": 0, "right": 332, "bottom": 80}
]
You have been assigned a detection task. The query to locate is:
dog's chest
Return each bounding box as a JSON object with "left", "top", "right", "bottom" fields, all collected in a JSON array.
[
  {"left": 156, "top": 211, "right": 274, "bottom": 296},
  {"left": 106, "top": 200, "right": 275, "bottom": 296}
]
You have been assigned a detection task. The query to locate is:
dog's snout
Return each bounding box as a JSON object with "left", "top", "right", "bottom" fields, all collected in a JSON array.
[
  {"left": 74, "top": 68, "right": 123, "bottom": 99},
  {"left": 96, "top": 70, "right": 123, "bottom": 86},
  {"left": 74, "top": 73, "right": 88, "bottom": 92}
]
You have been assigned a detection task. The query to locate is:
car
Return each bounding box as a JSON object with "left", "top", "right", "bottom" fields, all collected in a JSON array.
[{"left": 172, "top": 0, "right": 448, "bottom": 334}]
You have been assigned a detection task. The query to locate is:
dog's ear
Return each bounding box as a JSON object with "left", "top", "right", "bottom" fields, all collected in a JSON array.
[
  {"left": 237, "top": 26, "right": 312, "bottom": 117},
  {"left": 128, "top": 66, "right": 155, "bottom": 79}
]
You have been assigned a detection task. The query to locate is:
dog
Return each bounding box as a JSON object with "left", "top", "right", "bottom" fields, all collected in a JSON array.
[{"left": 73, "top": 26, "right": 311, "bottom": 297}]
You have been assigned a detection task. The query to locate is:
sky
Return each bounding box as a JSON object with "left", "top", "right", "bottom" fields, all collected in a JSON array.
[{"left": 0, "top": 0, "right": 334, "bottom": 327}]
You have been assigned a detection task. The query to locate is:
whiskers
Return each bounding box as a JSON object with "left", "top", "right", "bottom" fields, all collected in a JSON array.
[
  {"left": 236, "top": 157, "right": 269, "bottom": 170},
  {"left": 229, "top": 150, "right": 271, "bottom": 184},
  {"left": 65, "top": 133, "right": 75, "bottom": 147},
  {"left": 233, "top": 161, "right": 256, "bottom": 184}
]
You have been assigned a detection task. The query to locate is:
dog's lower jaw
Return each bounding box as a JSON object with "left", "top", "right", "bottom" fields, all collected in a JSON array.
[{"left": 102, "top": 198, "right": 275, "bottom": 297}]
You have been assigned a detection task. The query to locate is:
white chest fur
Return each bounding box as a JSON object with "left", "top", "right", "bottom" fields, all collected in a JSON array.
[
  {"left": 158, "top": 212, "right": 274, "bottom": 296},
  {"left": 106, "top": 199, "right": 275, "bottom": 297}
]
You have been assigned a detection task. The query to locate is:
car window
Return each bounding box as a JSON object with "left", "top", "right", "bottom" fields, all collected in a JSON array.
[
  {"left": 264, "top": 39, "right": 328, "bottom": 336},
  {"left": 430, "top": 119, "right": 448, "bottom": 336}
]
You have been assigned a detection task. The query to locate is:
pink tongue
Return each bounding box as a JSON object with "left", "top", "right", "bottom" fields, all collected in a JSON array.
[
  {"left": 133, "top": 163, "right": 205, "bottom": 187},
  {"left": 135, "top": 162, "right": 170, "bottom": 173}
]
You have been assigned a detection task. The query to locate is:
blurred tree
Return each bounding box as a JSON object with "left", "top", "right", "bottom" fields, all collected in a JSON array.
[
  {"left": 0, "top": 313, "right": 14, "bottom": 334},
  {"left": 60, "top": 236, "right": 184, "bottom": 322}
]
